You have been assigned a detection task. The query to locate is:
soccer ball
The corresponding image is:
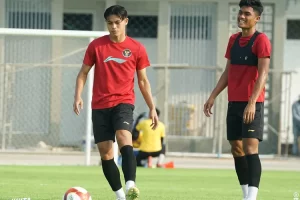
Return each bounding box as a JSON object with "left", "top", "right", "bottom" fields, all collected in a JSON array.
[{"left": 63, "top": 186, "right": 92, "bottom": 200}]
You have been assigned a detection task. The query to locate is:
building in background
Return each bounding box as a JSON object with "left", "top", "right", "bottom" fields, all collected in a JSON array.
[{"left": 0, "top": 0, "right": 298, "bottom": 156}]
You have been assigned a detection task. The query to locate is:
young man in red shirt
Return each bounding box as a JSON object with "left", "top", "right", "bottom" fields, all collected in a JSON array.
[
  {"left": 73, "top": 5, "right": 158, "bottom": 200},
  {"left": 204, "top": 0, "right": 271, "bottom": 200}
]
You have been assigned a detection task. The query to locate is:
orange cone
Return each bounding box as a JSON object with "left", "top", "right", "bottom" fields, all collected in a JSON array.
[{"left": 163, "top": 161, "right": 174, "bottom": 169}]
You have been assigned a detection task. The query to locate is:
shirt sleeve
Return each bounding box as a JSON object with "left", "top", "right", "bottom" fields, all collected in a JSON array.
[
  {"left": 225, "top": 35, "right": 235, "bottom": 60},
  {"left": 136, "top": 44, "right": 150, "bottom": 70},
  {"left": 254, "top": 34, "right": 272, "bottom": 58},
  {"left": 83, "top": 42, "right": 96, "bottom": 67}
]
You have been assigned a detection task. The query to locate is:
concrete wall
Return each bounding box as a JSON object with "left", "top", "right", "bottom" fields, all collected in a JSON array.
[
  {"left": 280, "top": 0, "right": 300, "bottom": 146},
  {"left": 0, "top": 0, "right": 289, "bottom": 154},
  {"left": 284, "top": 0, "right": 300, "bottom": 70}
]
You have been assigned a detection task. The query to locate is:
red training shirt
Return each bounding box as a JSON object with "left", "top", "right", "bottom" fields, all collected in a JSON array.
[
  {"left": 225, "top": 32, "right": 271, "bottom": 102},
  {"left": 83, "top": 35, "right": 150, "bottom": 109}
]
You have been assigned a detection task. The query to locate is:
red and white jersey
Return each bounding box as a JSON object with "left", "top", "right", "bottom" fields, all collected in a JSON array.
[
  {"left": 225, "top": 32, "right": 271, "bottom": 102},
  {"left": 83, "top": 35, "right": 150, "bottom": 109}
]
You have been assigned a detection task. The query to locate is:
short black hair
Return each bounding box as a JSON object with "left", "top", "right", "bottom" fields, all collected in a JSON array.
[
  {"left": 156, "top": 108, "right": 160, "bottom": 117},
  {"left": 239, "top": 0, "right": 264, "bottom": 16},
  {"left": 104, "top": 5, "right": 128, "bottom": 20}
]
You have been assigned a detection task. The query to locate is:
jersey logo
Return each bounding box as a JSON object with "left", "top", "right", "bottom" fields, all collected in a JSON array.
[
  {"left": 122, "top": 49, "right": 132, "bottom": 58},
  {"left": 123, "top": 121, "right": 130, "bottom": 125},
  {"left": 104, "top": 56, "right": 126, "bottom": 64}
]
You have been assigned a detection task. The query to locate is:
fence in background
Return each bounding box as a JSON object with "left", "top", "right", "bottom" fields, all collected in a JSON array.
[
  {"left": 0, "top": 28, "right": 109, "bottom": 166},
  {"left": 0, "top": 28, "right": 298, "bottom": 168},
  {"left": 153, "top": 67, "right": 297, "bottom": 157},
  {"left": 0, "top": 37, "right": 297, "bottom": 157}
]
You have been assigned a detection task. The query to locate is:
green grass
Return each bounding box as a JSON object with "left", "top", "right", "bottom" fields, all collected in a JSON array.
[{"left": 0, "top": 165, "right": 299, "bottom": 200}]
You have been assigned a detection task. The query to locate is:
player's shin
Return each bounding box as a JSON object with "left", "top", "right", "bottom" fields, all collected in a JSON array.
[
  {"left": 120, "top": 145, "right": 136, "bottom": 190},
  {"left": 246, "top": 154, "right": 261, "bottom": 200},
  {"left": 101, "top": 158, "right": 125, "bottom": 199},
  {"left": 234, "top": 156, "right": 249, "bottom": 198}
]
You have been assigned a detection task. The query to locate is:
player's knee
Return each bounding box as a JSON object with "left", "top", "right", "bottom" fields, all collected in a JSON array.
[
  {"left": 243, "top": 145, "right": 258, "bottom": 155},
  {"left": 231, "top": 145, "right": 244, "bottom": 157},
  {"left": 116, "top": 130, "right": 132, "bottom": 147},
  {"left": 243, "top": 138, "right": 259, "bottom": 155},
  {"left": 97, "top": 141, "right": 114, "bottom": 160}
]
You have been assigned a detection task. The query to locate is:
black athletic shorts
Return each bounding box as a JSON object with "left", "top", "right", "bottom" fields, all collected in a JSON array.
[
  {"left": 226, "top": 101, "right": 264, "bottom": 141},
  {"left": 92, "top": 103, "right": 134, "bottom": 144},
  {"left": 136, "top": 150, "right": 162, "bottom": 166}
]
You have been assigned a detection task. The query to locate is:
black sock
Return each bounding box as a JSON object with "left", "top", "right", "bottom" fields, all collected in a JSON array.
[
  {"left": 120, "top": 145, "right": 136, "bottom": 182},
  {"left": 246, "top": 154, "right": 261, "bottom": 188},
  {"left": 234, "top": 156, "right": 249, "bottom": 185},
  {"left": 101, "top": 158, "right": 122, "bottom": 191}
]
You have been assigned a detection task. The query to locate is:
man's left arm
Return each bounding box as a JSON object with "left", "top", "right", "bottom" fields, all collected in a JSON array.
[
  {"left": 137, "top": 69, "right": 157, "bottom": 122},
  {"left": 244, "top": 35, "right": 271, "bottom": 124},
  {"left": 248, "top": 58, "right": 270, "bottom": 104},
  {"left": 136, "top": 44, "right": 158, "bottom": 129}
]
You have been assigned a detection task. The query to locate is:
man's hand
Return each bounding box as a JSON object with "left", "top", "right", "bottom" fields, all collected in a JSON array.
[
  {"left": 203, "top": 97, "right": 215, "bottom": 117},
  {"left": 243, "top": 103, "right": 256, "bottom": 124},
  {"left": 149, "top": 108, "right": 159, "bottom": 130},
  {"left": 73, "top": 96, "right": 83, "bottom": 115}
]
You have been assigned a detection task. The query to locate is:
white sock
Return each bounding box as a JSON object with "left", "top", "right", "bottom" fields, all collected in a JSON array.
[
  {"left": 157, "top": 154, "right": 165, "bottom": 165},
  {"left": 247, "top": 186, "right": 258, "bottom": 200},
  {"left": 125, "top": 180, "right": 135, "bottom": 191},
  {"left": 115, "top": 188, "right": 125, "bottom": 198},
  {"left": 241, "top": 184, "right": 248, "bottom": 198}
]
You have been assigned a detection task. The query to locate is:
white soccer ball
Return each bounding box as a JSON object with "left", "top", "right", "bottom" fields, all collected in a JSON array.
[{"left": 63, "top": 186, "right": 92, "bottom": 200}]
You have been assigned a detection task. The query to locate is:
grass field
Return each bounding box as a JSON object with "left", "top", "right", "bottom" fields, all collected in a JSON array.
[{"left": 0, "top": 165, "right": 299, "bottom": 200}]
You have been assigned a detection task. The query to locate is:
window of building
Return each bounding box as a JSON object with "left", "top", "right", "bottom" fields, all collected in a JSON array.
[
  {"left": 126, "top": 16, "right": 158, "bottom": 38},
  {"left": 170, "top": 16, "right": 212, "bottom": 40},
  {"left": 287, "top": 20, "right": 300, "bottom": 39},
  {"left": 7, "top": 12, "right": 51, "bottom": 29},
  {"left": 63, "top": 13, "right": 93, "bottom": 31}
]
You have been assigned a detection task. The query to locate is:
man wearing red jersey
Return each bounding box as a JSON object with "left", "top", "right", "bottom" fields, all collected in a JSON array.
[
  {"left": 73, "top": 5, "right": 158, "bottom": 200},
  {"left": 204, "top": 0, "right": 271, "bottom": 200}
]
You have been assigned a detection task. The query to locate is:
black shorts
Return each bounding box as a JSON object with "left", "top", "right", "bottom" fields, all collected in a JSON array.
[
  {"left": 136, "top": 150, "right": 162, "bottom": 166},
  {"left": 92, "top": 103, "right": 134, "bottom": 144},
  {"left": 226, "top": 102, "right": 264, "bottom": 141}
]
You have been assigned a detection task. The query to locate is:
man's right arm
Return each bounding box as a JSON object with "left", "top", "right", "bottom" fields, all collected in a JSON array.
[
  {"left": 208, "top": 60, "right": 230, "bottom": 99},
  {"left": 73, "top": 64, "right": 92, "bottom": 115},
  {"left": 74, "top": 64, "right": 92, "bottom": 98},
  {"left": 204, "top": 35, "right": 233, "bottom": 117},
  {"left": 209, "top": 35, "right": 233, "bottom": 100},
  {"left": 73, "top": 42, "right": 95, "bottom": 115}
]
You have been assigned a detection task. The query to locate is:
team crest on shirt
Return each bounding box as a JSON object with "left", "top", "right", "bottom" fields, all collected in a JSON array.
[{"left": 122, "top": 49, "right": 132, "bottom": 58}]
